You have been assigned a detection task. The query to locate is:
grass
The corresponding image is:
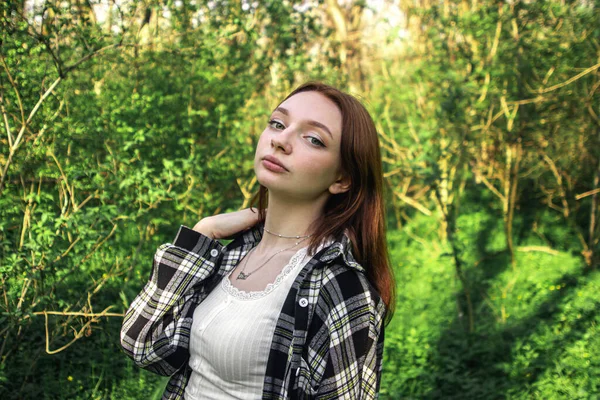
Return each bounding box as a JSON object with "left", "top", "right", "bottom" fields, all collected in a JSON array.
[{"left": 381, "top": 210, "right": 600, "bottom": 399}]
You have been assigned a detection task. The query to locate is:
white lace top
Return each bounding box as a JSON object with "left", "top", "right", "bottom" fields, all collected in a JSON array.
[{"left": 184, "top": 240, "right": 331, "bottom": 400}]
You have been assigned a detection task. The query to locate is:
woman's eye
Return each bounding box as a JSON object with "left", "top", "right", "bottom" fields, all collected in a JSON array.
[
  {"left": 269, "top": 120, "right": 285, "bottom": 130},
  {"left": 308, "top": 137, "right": 325, "bottom": 147}
]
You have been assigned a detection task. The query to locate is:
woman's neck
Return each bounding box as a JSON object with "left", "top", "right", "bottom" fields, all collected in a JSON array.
[{"left": 253, "top": 193, "right": 326, "bottom": 256}]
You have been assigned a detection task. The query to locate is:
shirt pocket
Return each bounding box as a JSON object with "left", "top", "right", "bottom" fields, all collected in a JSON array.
[{"left": 294, "top": 356, "right": 320, "bottom": 398}]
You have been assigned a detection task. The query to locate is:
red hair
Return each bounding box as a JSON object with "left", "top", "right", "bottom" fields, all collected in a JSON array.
[{"left": 250, "top": 82, "right": 395, "bottom": 324}]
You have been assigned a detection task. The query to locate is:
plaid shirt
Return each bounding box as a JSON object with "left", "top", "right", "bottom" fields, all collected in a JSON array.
[{"left": 120, "top": 222, "right": 386, "bottom": 399}]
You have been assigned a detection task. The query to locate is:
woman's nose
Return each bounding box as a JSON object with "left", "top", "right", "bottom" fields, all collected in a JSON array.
[{"left": 270, "top": 128, "right": 292, "bottom": 153}]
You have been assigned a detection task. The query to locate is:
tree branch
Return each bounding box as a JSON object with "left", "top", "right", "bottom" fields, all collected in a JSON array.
[{"left": 536, "top": 62, "right": 600, "bottom": 94}]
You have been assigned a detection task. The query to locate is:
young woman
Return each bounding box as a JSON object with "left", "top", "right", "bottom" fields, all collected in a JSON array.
[{"left": 120, "top": 82, "right": 395, "bottom": 399}]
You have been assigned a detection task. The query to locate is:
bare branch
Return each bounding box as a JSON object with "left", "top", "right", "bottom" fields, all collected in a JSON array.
[
  {"left": 37, "top": 306, "right": 121, "bottom": 355},
  {"left": 0, "top": 85, "right": 13, "bottom": 147},
  {"left": 541, "top": 152, "right": 570, "bottom": 217},
  {"left": 517, "top": 246, "right": 560, "bottom": 256},
  {"left": 64, "top": 43, "right": 122, "bottom": 73},
  {"left": 576, "top": 188, "right": 600, "bottom": 200},
  {"left": 393, "top": 191, "right": 432, "bottom": 216},
  {"left": 33, "top": 310, "right": 123, "bottom": 317},
  {"left": 471, "top": 162, "right": 506, "bottom": 201},
  {"left": 0, "top": 76, "right": 62, "bottom": 196},
  {"left": 536, "top": 62, "right": 600, "bottom": 94},
  {"left": 0, "top": 55, "right": 25, "bottom": 126}
]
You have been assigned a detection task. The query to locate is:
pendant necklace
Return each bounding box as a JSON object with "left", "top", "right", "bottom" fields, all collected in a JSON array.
[{"left": 236, "top": 228, "right": 312, "bottom": 280}]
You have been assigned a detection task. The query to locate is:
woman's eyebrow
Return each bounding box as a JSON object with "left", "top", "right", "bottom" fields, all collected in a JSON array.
[
  {"left": 274, "top": 107, "right": 289, "bottom": 116},
  {"left": 274, "top": 107, "right": 333, "bottom": 139},
  {"left": 307, "top": 120, "right": 333, "bottom": 139}
]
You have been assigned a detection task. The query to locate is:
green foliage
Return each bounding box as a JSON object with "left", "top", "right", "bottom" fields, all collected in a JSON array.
[
  {"left": 1, "top": 0, "right": 330, "bottom": 397},
  {"left": 382, "top": 211, "right": 600, "bottom": 400},
  {"left": 1, "top": 0, "right": 599, "bottom": 398}
]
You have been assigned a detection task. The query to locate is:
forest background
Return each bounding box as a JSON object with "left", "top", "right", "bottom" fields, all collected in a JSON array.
[{"left": 1, "top": 0, "right": 600, "bottom": 398}]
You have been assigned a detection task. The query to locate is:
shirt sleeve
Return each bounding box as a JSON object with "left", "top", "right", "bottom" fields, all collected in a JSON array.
[
  {"left": 119, "top": 225, "right": 224, "bottom": 376},
  {"left": 315, "top": 268, "right": 387, "bottom": 399}
]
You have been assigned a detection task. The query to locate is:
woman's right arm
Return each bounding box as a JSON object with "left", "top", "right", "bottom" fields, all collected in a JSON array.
[{"left": 120, "top": 224, "right": 224, "bottom": 376}]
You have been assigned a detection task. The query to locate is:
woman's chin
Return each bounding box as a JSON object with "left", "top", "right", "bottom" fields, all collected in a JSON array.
[{"left": 256, "top": 169, "right": 286, "bottom": 186}]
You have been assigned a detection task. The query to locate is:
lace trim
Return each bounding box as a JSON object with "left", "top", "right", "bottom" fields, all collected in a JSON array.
[{"left": 222, "top": 247, "right": 308, "bottom": 301}]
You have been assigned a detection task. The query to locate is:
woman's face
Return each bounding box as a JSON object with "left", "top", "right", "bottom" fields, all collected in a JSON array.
[{"left": 254, "top": 91, "right": 348, "bottom": 202}]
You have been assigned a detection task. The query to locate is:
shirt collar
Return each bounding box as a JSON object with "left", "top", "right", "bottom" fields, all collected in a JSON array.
[{"left": 231, "top": 221, "right": 364, "bottom": 273}]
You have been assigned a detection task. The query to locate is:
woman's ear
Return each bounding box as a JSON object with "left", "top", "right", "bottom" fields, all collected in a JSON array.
[{"left": 328, "top": 173, "right": 351, "bottom": 195}]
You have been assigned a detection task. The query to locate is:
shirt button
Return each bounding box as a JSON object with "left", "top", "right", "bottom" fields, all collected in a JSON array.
[
  {"left": 299, "top": 298, "right": 308, "bottom": 307},
  {"left": 210, "top": 249, "right": 219, "bottom": 257}
]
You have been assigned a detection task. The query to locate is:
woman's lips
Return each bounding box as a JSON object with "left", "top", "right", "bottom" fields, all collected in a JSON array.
[
  {"left": 262, "top": 159, "right": 287, "bottom": 173},
  {"left": 262, "top": 155, "right": 288, "bottom": 171}
]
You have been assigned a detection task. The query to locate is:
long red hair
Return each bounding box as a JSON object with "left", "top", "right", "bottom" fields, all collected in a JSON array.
[{"left": 250, "top": 82, "right": 395, "bottom": 324}]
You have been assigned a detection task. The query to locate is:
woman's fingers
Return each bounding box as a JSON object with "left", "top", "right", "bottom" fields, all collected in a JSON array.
[{"left": 209, "top": 207, "right": 264, "bottom": 240}]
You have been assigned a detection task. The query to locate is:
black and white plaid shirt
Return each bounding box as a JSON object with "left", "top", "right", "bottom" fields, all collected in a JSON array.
[{"left": 120, "top": 222, "right": 386, "bottom": 399}]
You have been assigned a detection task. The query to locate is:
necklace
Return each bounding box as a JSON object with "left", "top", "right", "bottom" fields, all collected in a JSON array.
[
  {"left": 264, "top": 227, "right": 311, "bottom": 239},
  {"left": 236, "top": 235, "right": 311, "bottom": 280}
]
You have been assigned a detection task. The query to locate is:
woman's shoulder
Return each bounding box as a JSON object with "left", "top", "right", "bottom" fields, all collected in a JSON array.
[
  {"left": 320, "top": 262, "right": 382, "bottom": 301},
  {"left": 312, "top": 232, "right": 381, "bottom": 301},
  {"left": 314, "top": 260, "right": 385, "bottom": 320}
]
